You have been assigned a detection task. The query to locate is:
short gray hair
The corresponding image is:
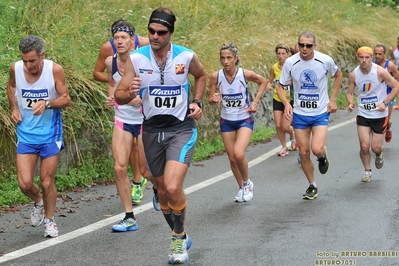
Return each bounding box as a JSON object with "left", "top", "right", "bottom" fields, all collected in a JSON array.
[
  {"left": 19, "top": 35, "right": 45, "bottom": 55},
  {"left": 298, "top": 31, "right": 317, "bottom": 44}
]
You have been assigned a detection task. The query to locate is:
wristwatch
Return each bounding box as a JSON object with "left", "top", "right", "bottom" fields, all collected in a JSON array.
[
  {"left": 192, "top": 99, "right": 202, "bottom": 109},
  {"left": 45, "top": 100, "right": 51, "bottom": 109}
]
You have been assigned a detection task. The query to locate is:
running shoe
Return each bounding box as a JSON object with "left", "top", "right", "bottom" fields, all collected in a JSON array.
[
  {"left": 186, "top": 235, "right": 192, "bottom": 250},
  {"left": 361, "top": 171, "right": 372, "bottom": 182},
  {"left": 375, "top": 153, "right": 384, "bottom": 169},
  {"left": 131, "top": 177, "right": 148, "bottom": 204},
  {"left": 242, "top": 180, "right": 254, "bottom": 202},
  {"left": 297, "top": 153, "right": 301, "bottom": 164},
  {"left": 277, "top": 147, "right": 289, "bottom": 157},
  {"left": 140, "top": 177, "right": 148, "bottom": 198},
  {"left": 168, "top": 235, "right": 190, "bottom": 264},
  {"left": 153, "top": 192, "right": 161, "bottom": 211},
  {"left": 131, "top": 184, "right": 142, "bottom": 204},
  {"left": 317, "top": 147, "right": 329, "bottom": 174},
  {"left": 31, "top": 203, "right": 45, "bottom": 227},
  {"left": 43, "top": 218, "right": 59, "bottom": 238},
  {"left": 234, "top": 187, "right": 244, "bottom": 202},
  {"left": 111, "top": 217, "right": 139, "bottom": 232},
  {"left": 291, "top": 139, "right": 298, "bottom": 151},
  {"left": 303, "top": 185, "right": 318, "bottom": 200}
]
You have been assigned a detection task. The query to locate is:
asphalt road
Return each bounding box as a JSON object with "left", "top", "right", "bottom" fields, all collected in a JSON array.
[{"left": 1, "top": 108, "right": 399, "bottom": 266}]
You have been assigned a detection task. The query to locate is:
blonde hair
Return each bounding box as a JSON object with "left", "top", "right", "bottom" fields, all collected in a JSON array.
[{"left": 275, "top": 44, "right": 290, "bottom": 54}]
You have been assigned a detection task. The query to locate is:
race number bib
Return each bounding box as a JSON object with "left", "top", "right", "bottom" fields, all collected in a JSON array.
[
  {"left": 148, "top": 85, "right": 183, "bottom": 109},
  {"left": 222, "top": 93, "right": 245, "bottom": 108},
  {"left": 297, "top": 93, "right": 319, "bottom": 109},
  {"left": 359, "top": 96, "right": 378, "bottom": 111},
  {"left": 21, "top": 89, "right": 49, "bottom": 109}
]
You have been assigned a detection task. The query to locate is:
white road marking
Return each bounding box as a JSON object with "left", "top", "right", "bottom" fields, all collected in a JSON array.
[{"left": 0, "top": 117, "right": 355, "bottom": 263}]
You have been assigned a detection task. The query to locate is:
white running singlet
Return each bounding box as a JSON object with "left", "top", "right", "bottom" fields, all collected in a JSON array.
[
  {"left": 279, "top": 51, "right": 339, "bottom": 116},
  {"left": 131, "top": 43, "right": 194, "bottom": 126},
  {"left": 217, "top": 67, "right": 251, "bottom": 121},
  {"left": 354, "top": 63, "right": 388, "bottom": 119},
  {"left": 392, "top": 48, "right": 399, "bottom": 68},
  {"left": 111, "top": 53, "right": 143, "bottom": 125}
]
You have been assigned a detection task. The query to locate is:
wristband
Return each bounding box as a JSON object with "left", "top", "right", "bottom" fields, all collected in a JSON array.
[{"left": 192, "top": 99, "right": 202, "bottom": 109}]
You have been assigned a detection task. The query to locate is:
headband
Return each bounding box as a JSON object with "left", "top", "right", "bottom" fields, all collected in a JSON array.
[
  {"left": 357, "top": 46, "right": 373, "bottom": 56},
  {"left": 148, "top": 10, "right": 176, "bottom": 33},
  {"left": 112, "top": 26, "right": 134, "bottom": 37}
]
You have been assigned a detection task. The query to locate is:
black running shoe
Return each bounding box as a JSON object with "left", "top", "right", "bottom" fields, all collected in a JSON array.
[
  {"left": 303, "top": 185, "right": 318, "bottom": 200},
  {"left": 317, "top": 147, "right": 329, "bottom": 174}
]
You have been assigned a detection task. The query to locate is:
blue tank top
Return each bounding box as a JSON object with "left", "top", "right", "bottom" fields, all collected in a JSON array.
[
  {"left": 373, "top": 59, "right": 392, "bottom": 94},
  {"left": 14, "top": 60, "right": 64, "bottom": 144}
]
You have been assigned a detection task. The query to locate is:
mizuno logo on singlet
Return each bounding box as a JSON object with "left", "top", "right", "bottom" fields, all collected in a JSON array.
[
  {"left": 150, "top": 88, "right": 181, "bottom": 96},
  {"left": 360, "top": 96, "right": 377, "bottom": 104},
  {"left": 22, "top": 89, "right": 49, "bottom": 98},
  {"left": 222, "top": 94, "right": 243, "bottom": 100},
  {"left": 298, "top": 94, "right": 319, "bottom": 101}
]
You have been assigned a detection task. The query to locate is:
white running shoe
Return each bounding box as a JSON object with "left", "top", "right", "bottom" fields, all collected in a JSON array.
[
  {"left": 43, "top": 218, "right": 59, "bottom": 238},
  {"left": 234, "top": 187, "right": 244, "bottom": 202},
  {"left": 31, "top": 203, "right": 45, "bottom": 227},
  {"left": 168, "top": 235, "right": 189, "bottom": 264},
  {"left": 361, "top": 171, "right": 372, "bottom": 182},
  {"left": 243, "top": 180, "right": 254, "bottom": 202},
  {"left": 278, "top": 147, "right": 289, "bottom": 156}
]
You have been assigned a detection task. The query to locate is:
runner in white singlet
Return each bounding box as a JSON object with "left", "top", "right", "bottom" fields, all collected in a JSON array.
[
  {"left": 114, "top": 8, "right": 206, "bottom": 264},
  {"left": 277, "top": 31, "right": 343, "bottom": 200},
  {"left": 7, "top": 35, "right": 71, "bottom": 238},
  {"left": 347, "top": 46, "right": 399, "bottom": 182},
  {"left": 208, "top": 43, "right": 267, "bottom": 203}
]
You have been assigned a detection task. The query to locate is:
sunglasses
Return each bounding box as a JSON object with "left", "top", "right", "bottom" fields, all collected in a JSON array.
[
  {"left": 298, "top": 42, "right": 314, "bottom": 48},
  {"left": 148, "top": 27, "right": 169, "bottom": 36}
]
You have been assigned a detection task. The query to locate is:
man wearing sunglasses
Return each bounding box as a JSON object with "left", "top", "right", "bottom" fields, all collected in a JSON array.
[
  {"left": 114, "top": 7, "right": 206, "bottom": 265},
  {"left": 277, "top": 30, "right": 343, "bottom": 200}
]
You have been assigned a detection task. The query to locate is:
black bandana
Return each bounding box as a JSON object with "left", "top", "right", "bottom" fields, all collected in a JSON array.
[
  {"left": 148, "top": 11, "right": 176, "bottom": 33},
  {"left": 112, "top": 26, "right": 134, "bottom": 37}
]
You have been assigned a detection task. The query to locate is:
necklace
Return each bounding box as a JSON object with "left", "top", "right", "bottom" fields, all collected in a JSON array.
[{"left": 155, "top": 54, "right": 168, "bottom": 85}]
